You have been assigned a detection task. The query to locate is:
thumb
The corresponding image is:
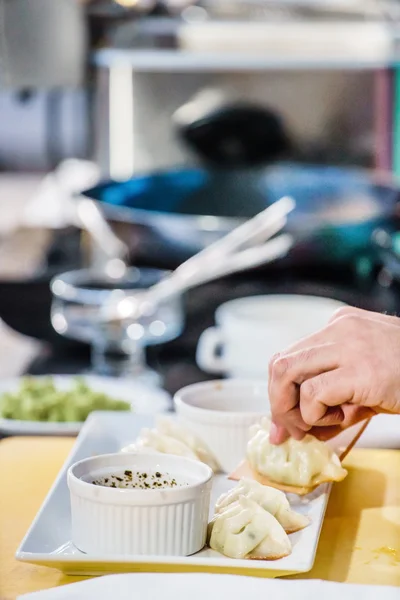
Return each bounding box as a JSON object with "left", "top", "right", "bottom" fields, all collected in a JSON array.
[{"left": 270, "top": 421, "right": 290, "bottom": 445}]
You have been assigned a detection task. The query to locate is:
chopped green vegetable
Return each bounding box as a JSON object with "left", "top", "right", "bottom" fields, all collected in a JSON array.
[{"left": 0, "top": 376, "right": 131, "bottom": 422}]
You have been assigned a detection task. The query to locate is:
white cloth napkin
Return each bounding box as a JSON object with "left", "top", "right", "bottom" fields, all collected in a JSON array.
[{"left": 18, "top": 574, "right": 399, "bottom": 600}]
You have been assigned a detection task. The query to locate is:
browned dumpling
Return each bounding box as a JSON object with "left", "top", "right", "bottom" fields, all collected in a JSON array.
[{"left": 247, "top": 418, "right": 347, "bottom": 489}]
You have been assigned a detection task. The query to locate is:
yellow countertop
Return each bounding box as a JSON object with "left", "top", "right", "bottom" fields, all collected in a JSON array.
[{"left": 0, "top": 437, "right": 400, "bottom": 599}]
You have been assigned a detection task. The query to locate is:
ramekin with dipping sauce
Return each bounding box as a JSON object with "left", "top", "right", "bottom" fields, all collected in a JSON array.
[
  {"left": 174, "top": 380, "right": 269, "bottom": 473},
  {"left": 67, "top": 453, "right": 213, "bottom": 556}
]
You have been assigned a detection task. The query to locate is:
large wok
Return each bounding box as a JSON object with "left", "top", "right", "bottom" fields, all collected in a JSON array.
[
  {"left": 83, "top": 101, "right": 400, "bottom": 270},
  {"left": 83, "top": 163, "right": 400, "bottom": 270}
]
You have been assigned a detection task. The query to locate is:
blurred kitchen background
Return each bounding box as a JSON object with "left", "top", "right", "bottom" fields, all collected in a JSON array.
[
  {"left": 1, "top": 0, "right": 400, "bottom": 175},
  {"left": 1, "top": 0, "right": 400, "bottom": 391}
]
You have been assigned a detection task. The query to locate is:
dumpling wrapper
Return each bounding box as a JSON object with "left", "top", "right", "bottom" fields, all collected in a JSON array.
[
  {"left": 120, "top": 417, "right": 220, "bottom": 472},
  {"left": 231, "top": 417, "right": 347, "bottom": 495},
  {"left": 216, "top": 478, "right": 309, "bottom": 533},
  {"left": 208, "top": 496, "right": 292, "bottom": 560},
  {"left": 156, "top": 417, "right": 220, "bottom": 472},
  {"left": 228, "top": 461, "right": 317, "bottom": 496},
  {"left": 121, "top": 428, "right": 196, "bottom": 457}
]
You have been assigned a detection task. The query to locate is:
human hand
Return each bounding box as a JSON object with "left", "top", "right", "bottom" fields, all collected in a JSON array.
[{"left": 268, "top": 306, "right": 400, "bottom": 444}]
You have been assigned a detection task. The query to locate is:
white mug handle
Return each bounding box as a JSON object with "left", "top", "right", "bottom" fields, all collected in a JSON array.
[{"left": 196, "top": 327, "right": 227, "bottom": 373}]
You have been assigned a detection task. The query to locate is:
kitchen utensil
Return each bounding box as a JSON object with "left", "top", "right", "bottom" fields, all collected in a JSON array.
[
  {"left": 75, "top": 197, "right": 129, "bottom": 274},
  {"left": 338, "top": 418, "right": 372, "bottom": 461},
  {"left": 174, "top": 95, "right": 291, "bottom": 168},
  {"left": 84, "top": 162, "right": 400, "bottom": 271},
  {"left": 106, "top": 196, "right": 295, "bottom": 322},
  {"left": 50, "top": 267, "right": 184, "bottom": 381},
  {"left": 196, "top": 295, "right": 346, "bottom": 379}
]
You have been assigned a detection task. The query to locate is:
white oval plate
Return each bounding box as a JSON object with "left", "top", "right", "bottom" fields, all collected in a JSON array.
[{"left": 0, "top": 375, "right": 171, "bottom": 436}]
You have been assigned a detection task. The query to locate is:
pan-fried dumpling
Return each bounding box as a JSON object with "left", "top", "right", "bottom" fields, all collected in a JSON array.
[
  {"left": 120, "top": 417, "right": 220, "bottom": 471},
  {"left": 121, "top": 427, "right": 196, "bottom": 457},
  {"left": 208, "top": 496, "right": 291, "bottom": 560},
  {"left": 247, "top": 418, "right": 347, "bottom": 488},
  {"left": 215, "top": 479, "right": 309, "bottom": 533},
  {"left": 156, "top": 417, "right": 220, "bottom": 472}
]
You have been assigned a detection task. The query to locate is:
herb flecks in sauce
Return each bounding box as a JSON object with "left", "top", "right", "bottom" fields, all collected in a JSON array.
[{"left": 91, "top": 471, "right": 182, "bottom": 489}]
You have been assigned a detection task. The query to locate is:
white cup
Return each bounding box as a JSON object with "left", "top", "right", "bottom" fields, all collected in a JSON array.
[
  {"left": 174, "top": 379, "right": 269, "bottom": 472},
  {"left": 196, "top": 295, "right": 346, "bottom": 379}
]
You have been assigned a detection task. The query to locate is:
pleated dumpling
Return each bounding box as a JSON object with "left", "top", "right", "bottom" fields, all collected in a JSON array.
[
  {"left": 156, "top": 417, "right": 220, "bottom": 472},
  {"left": 208, "top": 496, "right": 291, "bottom": 560},
  {"left": 247, "top": 417, "right": 347, "bottom": 489},
  {"left": 216, "top": 479, "right": 309, "bottom": 533},
  {"left": 121, "top": 427, "right": 196, "bottom": 458},
  {"left": 120, "top": 417, "right": 220, "bottom": 472}
]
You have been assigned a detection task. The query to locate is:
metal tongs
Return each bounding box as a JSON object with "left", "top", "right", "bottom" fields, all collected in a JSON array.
[{"left": 104, "top": 196, "right": 295, "bottom": 323}]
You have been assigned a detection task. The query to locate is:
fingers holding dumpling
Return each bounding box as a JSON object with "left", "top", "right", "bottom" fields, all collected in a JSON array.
[{"left": 246, "top": 417, "right": 347, "bottom": 489}]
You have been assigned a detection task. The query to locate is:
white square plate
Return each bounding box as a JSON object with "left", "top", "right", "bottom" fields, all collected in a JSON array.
[{"left": 16, "top": 411, "right": 331, "bottom": 578}]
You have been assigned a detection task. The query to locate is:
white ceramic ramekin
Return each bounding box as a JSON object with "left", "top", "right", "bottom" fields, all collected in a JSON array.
[
  {"left": 67, "top": 452, "right": 213, "bottom": 556},
  {"left": 174, "top": 380, "right": 269, "bottom": 473}
]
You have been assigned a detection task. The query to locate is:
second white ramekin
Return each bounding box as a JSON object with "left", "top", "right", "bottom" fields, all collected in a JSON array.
[
  {"left": 174, "top": 379, "right": 269, "bottom": 473},
  {"left": 67, "top": 452, "right": 213, "bottom": 556}
]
